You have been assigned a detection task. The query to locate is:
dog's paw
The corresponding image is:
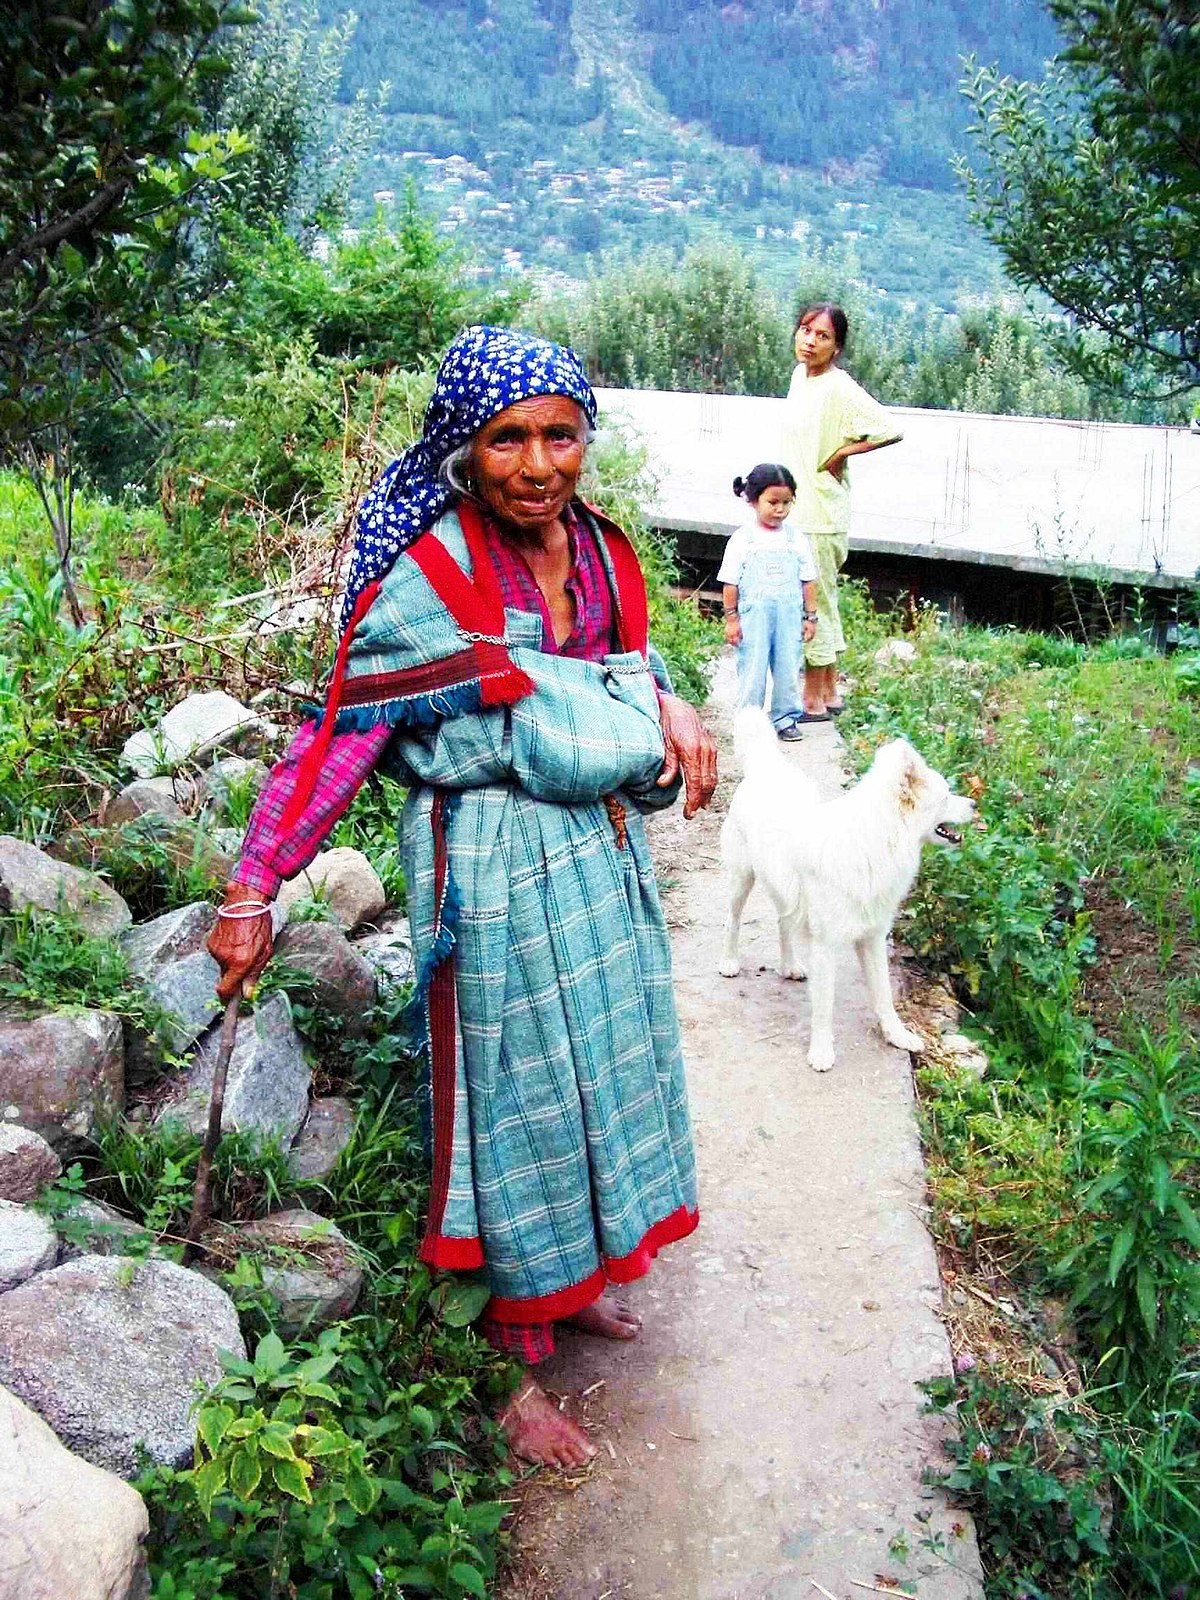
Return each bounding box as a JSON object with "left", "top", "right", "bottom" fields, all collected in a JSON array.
[
  {"left": 718, "top": 959, "right": 741, "bottom": 978},
  {"left": 884, "top": 1025, "right": 925, "bottom": 1054},
  {"left": 808, "top": 1043, "right": 835, "bottom": 1073},
  {"left": 779, "top": 964, "right": 807, "bottom": 982}
]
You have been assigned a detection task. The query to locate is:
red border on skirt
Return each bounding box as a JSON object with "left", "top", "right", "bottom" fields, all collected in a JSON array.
[
  {"left": 481, "top": 1203, "right": 700, "bottom": 1324},
  {"left": 420, "top": 1233, "right": 486, "bottom": 1270}
]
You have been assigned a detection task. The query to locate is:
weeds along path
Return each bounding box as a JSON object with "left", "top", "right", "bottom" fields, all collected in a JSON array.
[{"left": 502, "top": 672, "right": 984, "bottom": 1600}]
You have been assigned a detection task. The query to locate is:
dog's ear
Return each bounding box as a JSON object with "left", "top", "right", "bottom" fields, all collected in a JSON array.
[{"left": 897, "top": 744, "right": 925, "bottom": 814}]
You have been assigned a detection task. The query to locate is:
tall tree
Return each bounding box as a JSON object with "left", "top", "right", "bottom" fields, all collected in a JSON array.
[
  {"left": 958, "top": 0, "right": 1200, "bottom": 402},
  {"left": 0, "top": 0, "right": 252, "bottom": 621}
]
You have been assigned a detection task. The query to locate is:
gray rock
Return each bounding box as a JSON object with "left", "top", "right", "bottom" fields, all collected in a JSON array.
[
  {"left": 874, "top": 638, "right": 918, "bottom": 666},
  {"left": 51, "top": 817, "right": 233, "bottom": 888},
  {"left": 142, "top": 950, "right": 223, "bottom": 1056},
  {"left": 354, "top": 917, "right": 415, "bottom": 990},
  {"left": 273, "top": 922, "right": 377, "bottom": 1035},
  {"left": 277, "top": 847, "right": 387, "bottom": 932},
  {"left": 121, "top": 691, "right": 268, "bottom": 778},
  {"left": 0, "top": 1200, "right": 59, "bottom": 1291},
  {"left": 212, "top": 827, "right": 247, "bottom": 856},
  {"left": 234, "top": 1209, "right": 363, "bottom": 1335},
  {"left": 0, "top": 836, "right": 131, "bottom": 937},
  {"left": 56, "top": 1199, "right": 151, "bottom": 1261},
  {"left": 104, "top": 778, "right": 193, "bottom": 828},
  {"left": 0, "top": 1255, "right": 245, "bottom": 1477},
  {"left": 289, "top": 1097, "right": 355, "bottom": 1183},
  {"left": 0, "top": 1123, "right": 62, "bottom": 1203},
  {"left": 0, "top": 1010, "right": 124, "bottom": 1152},
  {"left": 157, "top": 991, "right": 310, "bottom": 1145},
  {"left": 119, "top": 903, "right": 217, "bottom": 980},
  {"left": 0, "top": 1384, "right": 150, "bottom": 1600},
  {"left": 940, "top": 1031, "right": 990, "bottom": 1080},
  {"left": 197, "top": 756, "right": 268, "bottom": 821}
]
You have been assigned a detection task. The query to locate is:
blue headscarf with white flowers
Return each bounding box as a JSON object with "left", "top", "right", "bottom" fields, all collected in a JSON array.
[{"left": 342, "top": 324, "right": 598, "bottom": 631}]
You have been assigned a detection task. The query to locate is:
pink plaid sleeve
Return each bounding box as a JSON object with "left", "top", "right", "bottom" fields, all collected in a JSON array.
[{"left": 232, "top": 720, "right": 392, "bottom": 897}]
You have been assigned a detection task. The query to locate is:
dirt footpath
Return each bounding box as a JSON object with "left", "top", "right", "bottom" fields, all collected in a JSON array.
[{"left": 503, "top": 683, "right": 984, "bottom": 1600}]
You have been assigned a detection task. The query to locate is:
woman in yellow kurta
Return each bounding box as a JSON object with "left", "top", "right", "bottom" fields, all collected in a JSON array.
[{"left": 780, "top": 303, "right": 902, "bottom": 719}]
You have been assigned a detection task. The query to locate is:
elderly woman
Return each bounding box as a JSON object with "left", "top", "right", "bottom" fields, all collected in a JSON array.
[{"left": 208, "top": 326, "right": 716, "bottom": 1468}]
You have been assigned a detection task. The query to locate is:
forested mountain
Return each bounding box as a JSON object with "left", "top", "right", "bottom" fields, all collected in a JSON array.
[
  {"left": 636, "top": 0, "right": 1059, "bottom": 188},
  {"left": 325, "top": 0, "right": 1060, "bottom": 311}
]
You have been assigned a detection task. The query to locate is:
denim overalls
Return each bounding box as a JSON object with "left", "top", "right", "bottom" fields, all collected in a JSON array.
[{"left": 736, "top": 532, "right": 807, "bottom": 729}]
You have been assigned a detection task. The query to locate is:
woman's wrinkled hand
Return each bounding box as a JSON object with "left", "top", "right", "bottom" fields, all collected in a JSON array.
[
  {"left": 656, "top": 693, "right": 718, "bottom": 819},
  {"left": 206, "top": 888, "right": 275, "bottom": 1001}
]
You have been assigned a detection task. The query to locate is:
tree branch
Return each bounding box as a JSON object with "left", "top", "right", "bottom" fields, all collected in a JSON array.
[{"left": 0, "top": 174, "right": 134, "bottom": 282}]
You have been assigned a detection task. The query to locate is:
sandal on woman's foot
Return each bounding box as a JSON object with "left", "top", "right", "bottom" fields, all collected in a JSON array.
[
  {"left": 826, "top": 702, "right": 846, "bottom": 716},
  {"left": 792, "top": 710, "right": 831, "bottom": 724}
]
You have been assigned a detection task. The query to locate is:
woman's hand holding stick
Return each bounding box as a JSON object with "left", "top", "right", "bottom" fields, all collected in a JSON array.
[{"left": 207, "top": 887, "right": 275, "bottom": 1000}]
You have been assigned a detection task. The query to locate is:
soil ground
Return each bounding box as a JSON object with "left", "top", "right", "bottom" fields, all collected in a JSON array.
[{"left": 502, "top": 670, "right": 985, "bottom": 1600}]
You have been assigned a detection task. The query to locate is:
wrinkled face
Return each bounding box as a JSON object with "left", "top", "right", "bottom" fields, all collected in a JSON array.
[
  {"left": 794, "top": 310, "right": 840, "bottom": 376},
  {"left": 469, "top": 395, "right": 588, "bottom": 534},
  {"left": 755, "top": 484, "right": 794, "bottom": 528}
]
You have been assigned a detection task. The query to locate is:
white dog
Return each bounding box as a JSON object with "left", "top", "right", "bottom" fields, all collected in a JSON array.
[{"left": 719, "top": 709, "right": 975, "bottom": 1072}]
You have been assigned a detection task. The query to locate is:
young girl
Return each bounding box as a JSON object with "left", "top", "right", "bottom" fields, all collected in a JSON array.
[
  {"left": 718, "top": 462, "right": 818, "bottom": 741},
  {"left": 781, "top": 303, "right": 902, "bottom": 718}
]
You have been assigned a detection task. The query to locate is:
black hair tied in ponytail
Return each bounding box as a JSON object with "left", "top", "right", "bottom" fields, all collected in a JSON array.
[{"left": 734, "top": 463, "right": 798, "bottom": 503}]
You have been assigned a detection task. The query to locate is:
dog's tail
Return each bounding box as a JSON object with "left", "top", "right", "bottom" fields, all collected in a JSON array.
[{"left": 732, "top": 707, "right": 783, "bottom": 777}]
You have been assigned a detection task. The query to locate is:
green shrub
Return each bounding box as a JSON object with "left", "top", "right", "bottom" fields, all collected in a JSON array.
[
  {"left": 924, "top": 1368, "right": 1114, "bottom": 1599},
  {"left": 1055, "top": 1038, "right": 1200, "bottom": 1389}
]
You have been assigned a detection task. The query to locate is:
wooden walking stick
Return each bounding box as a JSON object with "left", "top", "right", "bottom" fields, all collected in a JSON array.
[{"left": 181, "top": 992, "right": 241, "bottom": 1266}]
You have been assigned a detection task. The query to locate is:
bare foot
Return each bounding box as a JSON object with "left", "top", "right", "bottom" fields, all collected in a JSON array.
[
  {"left": 497, "top": 1378, "right": 596, "bottom": 1468},
  {"left": 564, "top": 1294, "right": 643, "bottom": 1340}
]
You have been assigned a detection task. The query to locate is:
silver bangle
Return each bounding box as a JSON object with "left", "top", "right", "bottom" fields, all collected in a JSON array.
[{"left": 216, "top": 902, "right": 272, "bottom": 920}]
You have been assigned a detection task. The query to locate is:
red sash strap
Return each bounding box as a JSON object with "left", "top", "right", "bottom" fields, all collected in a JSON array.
[
  {"left": 409, "top": 500, "right": 535, "bottom": 706},
  {"left": 419, "top": 791, "right": 485, "bottom": 1271},
  {"left": 583, "top": 502, "right": 650, "bottom": 657}
]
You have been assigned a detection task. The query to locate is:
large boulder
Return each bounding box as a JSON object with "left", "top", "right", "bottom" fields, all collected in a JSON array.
[
  {"left": 0, "top": 1009, "right": 124, "bottom": 1152},
  {"left": 0, "top": 1122, "right": 61, "bottom": 1203},
  {"left": 0, "top": 1255, "right": 245, "bottom": 1477},
  {"left": 354, "top": 917, "right": 416, "bottom": 991},
  {"left": 56, "top": 1198, "right": 151, "bottom": 1262},
  {"left": 0, "top": 1384, "right": 150, "bottom": 1600},
  {"left": 196, "top": 756, "right": 268, "bottom": 822},
  {"left": 157, "top": 991, "right": 310, "bottom": 1145},
  {"left": 232, "top": 1209, "right": 363, "bottom": 1336},
  {"left": 273, "top": 922, "right": 377, "bottom": 1035},
  {"left": 104, "top": 778, "right": 193, "bottom": 829},
  {"left": 137, "top": 949, "right": 223, "bottom": 1057},
  {"left": 51, "top": 817, "right": 234, "bottom": 888},
  {"left": 277, "top": 847, "right": 386, "bottom": 932},
  {"left": 0, "top": 837, "right": 131, "bottom": 937},
  {"left": 121, "top": 692, "right": 270, "bottom": 778},
  {"left": 0, "top": 1200, "right": 59, "bottom": 1291},
  {"left": 289, "top": 1097, "right": 355, "bottom": 1183},
  {"left": 119, "top": 903, "right": 216, "bottom": 980}
]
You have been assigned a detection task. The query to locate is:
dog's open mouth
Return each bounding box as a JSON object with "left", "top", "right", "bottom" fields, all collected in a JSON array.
[{"left": 934, "top": 823, "right": 964, "bottom": 845}]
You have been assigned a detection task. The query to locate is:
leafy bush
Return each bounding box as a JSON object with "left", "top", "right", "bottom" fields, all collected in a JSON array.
[
  {"left": 924, "top": 1368, "right": 1114, "bottom": 1599},
  {"left": 1055, "top": 1039, "right": 1200, "bottom": 1389},
  {"left": 141, "top": 1325, "right": 508, "bottom": 1600},
  {"left": 537, "top": 237, "right": 792, "bottom": 395}
]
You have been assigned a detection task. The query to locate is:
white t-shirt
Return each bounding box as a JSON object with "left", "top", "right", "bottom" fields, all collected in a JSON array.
[{"left": 717, "top": 516, "right": 817, "bottom": 587}]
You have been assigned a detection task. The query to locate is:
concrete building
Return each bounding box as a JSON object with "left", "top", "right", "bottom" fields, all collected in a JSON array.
[{"left": 594, "top": 387, "right": 1200, "bottom": 632}]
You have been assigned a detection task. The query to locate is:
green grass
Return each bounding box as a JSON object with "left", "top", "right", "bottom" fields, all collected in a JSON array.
[{"left": 838, "top": 589, "right": 1200, "bottom": 1597}]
